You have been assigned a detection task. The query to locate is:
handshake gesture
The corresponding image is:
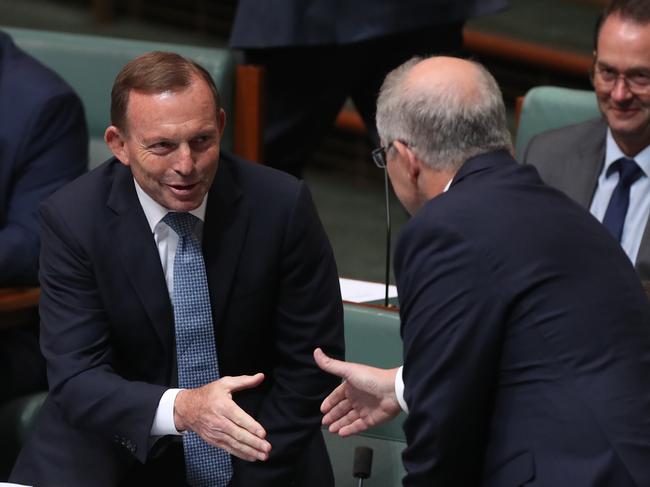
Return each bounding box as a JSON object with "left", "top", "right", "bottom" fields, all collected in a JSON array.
[{"left": 174, "top": 349, "right": 402, "bottom": 463}]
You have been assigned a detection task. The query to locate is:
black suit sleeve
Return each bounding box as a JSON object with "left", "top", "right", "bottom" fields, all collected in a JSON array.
[
  {"left": 0, "top": 91, "right": 87, "bottom": 286},
  {"left": 231, "top": 182, "right": 344, "bottom": 486},
  {"left": 395, "top": 221, "right": 506, "bottom": 487}
]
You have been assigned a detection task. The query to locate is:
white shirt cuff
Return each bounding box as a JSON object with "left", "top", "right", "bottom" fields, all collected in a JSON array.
[
  {"left": 395, "top": 366, "right": 409, "bottom": 413},
  {"left": 150, "top": 388, "right": 183, "bottom": 436}
]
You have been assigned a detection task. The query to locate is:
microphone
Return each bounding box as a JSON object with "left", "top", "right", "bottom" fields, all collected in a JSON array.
[{"left": 353, "top": 446, "right": 373, "bottom": 487}]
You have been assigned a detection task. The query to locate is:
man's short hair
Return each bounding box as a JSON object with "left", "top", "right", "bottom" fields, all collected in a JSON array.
[
  {"left": 376, "top": 56, "right": 512, "bottom": 172},
  {"left": 110, "top": 51, "right": 221, "bottom": 132},
  {"left": 594, "top": 0, "right": 650, "bottom": 49}
]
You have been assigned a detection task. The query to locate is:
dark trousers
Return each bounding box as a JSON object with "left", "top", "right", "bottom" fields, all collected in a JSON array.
[{"left": 244, "top": 23, "right": 465, "bottom": 177}]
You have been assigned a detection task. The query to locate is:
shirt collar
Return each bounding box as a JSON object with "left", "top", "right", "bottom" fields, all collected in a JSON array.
[
  {"left": 133, "top": 178, "right": 207, "bottom": 233},
  {"left": 604, "top": 129, "right": 650, "bottom": 178}
]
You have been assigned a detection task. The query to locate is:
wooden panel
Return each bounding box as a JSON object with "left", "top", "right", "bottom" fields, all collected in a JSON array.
[
  {"left": 463, "top": 29, "right": 593, "bottom": 78},
  {"left": 515, "top": 95, "right": 525, "bottom": 129},
  {"left": 0, "top": 288, "right": 40, "bottom": 313},
  {"left": 234, "top": 64, "right": 265, "bottom": 163},
  {"left": 0, "top": 287, "right": 40, "bottom": 330}
]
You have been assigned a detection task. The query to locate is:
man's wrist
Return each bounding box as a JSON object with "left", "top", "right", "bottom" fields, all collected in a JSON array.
[
  {"left": 150, "top": 388, "right": 184, "bottom": 436},
  {"left": 394, "top": 366, "right": 409, "bottom": 413}
]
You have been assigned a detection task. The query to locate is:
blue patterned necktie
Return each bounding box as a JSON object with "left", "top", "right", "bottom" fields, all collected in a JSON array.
[
  {"left": 602, "top": 158, "right": 644, "bottom": 242},
  {"left": 163, "top": 212, "right": 233, "bottom": 487}
]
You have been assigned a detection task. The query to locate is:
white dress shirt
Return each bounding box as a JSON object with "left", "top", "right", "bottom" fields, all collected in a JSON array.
[
  {"left": 133, "top": 179, "right": 207, "bottom": 437},
  {"left": 589, "top": 130, "right": 650, "bottom": 264}
]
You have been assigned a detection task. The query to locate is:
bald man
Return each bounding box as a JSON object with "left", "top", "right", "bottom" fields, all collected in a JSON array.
[{"left": 315, "top": 56, "right": 650, "bottom": 487}]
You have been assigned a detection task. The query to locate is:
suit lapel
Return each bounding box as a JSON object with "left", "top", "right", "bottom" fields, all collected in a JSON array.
[
  {"left": 106, "top": 161, "right": 174, "bottom": 355},
  {"left": 565, "top": 119, "right": 607, "bottom": 208},
  {"left": 202, "top": 155, "right": 249, "bottom": 338}
]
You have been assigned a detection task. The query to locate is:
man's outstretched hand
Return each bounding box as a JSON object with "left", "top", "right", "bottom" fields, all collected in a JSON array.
[
  {"left": 174, "top": 373, "right": 272, "bottom": 462},
  {"left": 314, "top": 348, "right": 402, "bottom": 436}
]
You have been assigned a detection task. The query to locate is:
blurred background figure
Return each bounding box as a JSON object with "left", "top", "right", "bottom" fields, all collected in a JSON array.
[
  {"left": 0, "top": 29, "right": 88, "bottom": 404},
  {"left": 230, "top": 0, "right": 508, "bottom": 177}
]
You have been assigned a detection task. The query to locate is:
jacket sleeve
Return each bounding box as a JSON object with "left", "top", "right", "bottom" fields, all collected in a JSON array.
[
  {"left": 0, "top": 91, "right": 87, "bottom": 285},
  {"left": 395, "top": 220, "right": 506, "bottom": 487}
]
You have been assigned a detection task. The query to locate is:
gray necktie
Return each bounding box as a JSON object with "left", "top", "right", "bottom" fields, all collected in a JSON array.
[{"left": 164, "top": 212, "right": 233, "bottom": 487}]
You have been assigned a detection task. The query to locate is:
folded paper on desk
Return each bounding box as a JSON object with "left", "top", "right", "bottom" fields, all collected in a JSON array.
[{"left": 339, "top": 278, "right": 398, "bottom": 303}]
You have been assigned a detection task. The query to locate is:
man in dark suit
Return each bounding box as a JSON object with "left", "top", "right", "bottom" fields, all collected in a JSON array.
[
  {"left": 229, "top": 0, "right": 507, "bottom": 176},
  {"left": 315, "top": 56, "right": 650, "bottom": 486},
  {"left": 0, "top": 30, "right": 87, "bottom": 403},
  {"left": 11, "top": 51, "right": 344, "bottom": 486},
  {"left": 522, "top": 0, "right": 650, "bottom": 280}
]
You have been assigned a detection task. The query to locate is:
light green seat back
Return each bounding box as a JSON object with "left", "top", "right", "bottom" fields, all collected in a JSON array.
[
  {"left": 515, "top": 86, "right": 600, "bottom": 158},
  {"left": 323, "top": 303, "right": 406, "bottom": 486},
  {"left": 4, "top": 26, "right": 236, "bottom": 169},
  {"left": 0, "top": 391, "right": 48, "bottom": 478}
]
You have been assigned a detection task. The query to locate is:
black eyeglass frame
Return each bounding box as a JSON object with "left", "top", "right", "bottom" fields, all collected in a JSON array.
[
  {"left": 371, "top": 142, "right": 393, "bottom": 168},
  {"left": 590, "top": 62, "right": 650, "bottom": 94},
  {"left": 372, "top": 140, "right": 411, "bottom": 168}
]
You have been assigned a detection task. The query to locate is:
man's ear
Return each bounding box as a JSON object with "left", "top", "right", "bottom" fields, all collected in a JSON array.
[
  {"left": 104, "top": 125, "right": 129, "bottom": 166},
  {"left": 217, "top": 108, "right": 226, "bottom": 138},
  {"left": 393, "top": 141, "right": 421, "bottom": 184},
  {"left": 403, "top": 145, "right": 422, "bottom": 184}
]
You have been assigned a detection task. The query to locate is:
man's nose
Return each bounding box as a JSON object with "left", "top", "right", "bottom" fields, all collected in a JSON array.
[
  {"left": 611, "top": 76, "right": 634, "bottom": 102},
  {"left": 173, "top": 144, "right": 194, "bottom": 175}
]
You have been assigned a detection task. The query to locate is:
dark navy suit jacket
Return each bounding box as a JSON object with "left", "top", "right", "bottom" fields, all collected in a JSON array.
[
  {"left": 0, "top": 30, "right": 87, "bottom": 285},
  {"left": 231, "top": 0, "right": 508, "bottom": 48},
  {"left": 11, "top": 153, "right": 344, "bottom": 486},
  {"left": 395, "top": 151, "right": 650, "bottom": 486}
]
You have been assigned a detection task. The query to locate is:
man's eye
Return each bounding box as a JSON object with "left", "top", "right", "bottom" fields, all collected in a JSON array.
[
  {"left": 599, "top": 67, "right": 617, "bottom": 80},
  {"left": 150, "top": 142, "right": 173, "bottom": 152},
  {"left": 191, "top": 136, "right": 213, "bottom": 149},
  {"left": 631, "top": 72, "right": 650, "bottom": 86}
]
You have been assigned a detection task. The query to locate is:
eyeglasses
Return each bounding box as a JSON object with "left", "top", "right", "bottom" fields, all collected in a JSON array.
[
  {"left": 591, "top": 63, "right": 650, "bottom": 94},
  {"left": 371, "top": 142, "right": 394, "bottom": 168}
]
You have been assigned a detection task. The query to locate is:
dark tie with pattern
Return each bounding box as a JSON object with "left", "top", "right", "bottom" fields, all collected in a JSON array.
[
  {"left": 602, "top": 158, "right": 643, "bottom": 242},
  {"left": 163, "top": 212, "right": 233, "bottom": 487}
]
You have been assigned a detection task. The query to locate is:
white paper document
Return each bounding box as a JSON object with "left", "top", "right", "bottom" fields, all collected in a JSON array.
[{"left": 339, "top": 277, "right": 398, "bottom": 303}]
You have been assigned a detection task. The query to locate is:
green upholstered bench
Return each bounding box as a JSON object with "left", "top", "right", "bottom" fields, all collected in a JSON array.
[
  {"left": 323, "top": 303, "right": 406, "bottom": 486},
  {"left": 515, "top": 85, "right": 600, "bottom": 158},
  {"left": 3, "top": 26, "right": 263, "bottom": 168}
]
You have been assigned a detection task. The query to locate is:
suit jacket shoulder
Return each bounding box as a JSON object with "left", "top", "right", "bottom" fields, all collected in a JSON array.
[
  {"left": 0, "top": 30, "right": 87, "bottom": 285},
  {"left": 521, "top": 117, "right": 606, "bottom": 208}
]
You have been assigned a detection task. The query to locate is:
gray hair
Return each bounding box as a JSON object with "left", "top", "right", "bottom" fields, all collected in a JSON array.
[{"left": 376, "top": 56, "right": 512, "bottom": 171}]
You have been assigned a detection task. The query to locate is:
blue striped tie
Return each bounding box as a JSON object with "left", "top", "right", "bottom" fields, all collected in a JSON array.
[
  {"left": 602, "top": 158, "right": 643, "bottom": 242},
  {"left": 163, "top": 212, "right": 233, "bottom": 487}
]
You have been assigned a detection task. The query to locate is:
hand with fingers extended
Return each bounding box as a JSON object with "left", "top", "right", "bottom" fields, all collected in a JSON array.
[
  {"left": 173, "top": 372, "right": 272, "bottom": 462},
  {"left": 313, "top": 348, "right": 402, "bottom": 437}
]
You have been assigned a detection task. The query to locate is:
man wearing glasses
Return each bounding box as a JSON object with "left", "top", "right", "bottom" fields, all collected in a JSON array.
[
  {"left": 523, "top": 0, "right": 650, "bottom": 280},
  {"left": 315, "top": 54, "right": 650, "bottom": 486}
]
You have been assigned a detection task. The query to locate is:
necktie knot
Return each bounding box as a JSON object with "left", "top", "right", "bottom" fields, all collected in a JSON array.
[
  {"left": 611, "top": 157, "right": 643, "bottom": 187},
  {"left": 163, "top": 212, "right": 199, "bottom": 238}
]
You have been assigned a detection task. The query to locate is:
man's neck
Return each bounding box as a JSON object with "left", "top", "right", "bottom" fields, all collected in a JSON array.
[
  {"left": 421, "top": 169, "right": 456, "bottom": 201},
  {"left": 612, "top": 133, "right": 650, "bottom": 158}
]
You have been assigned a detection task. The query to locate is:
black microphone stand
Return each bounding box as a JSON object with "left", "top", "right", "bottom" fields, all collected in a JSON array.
[{"left": 382, "top": 167, "right": 392, "bottom": 307}]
